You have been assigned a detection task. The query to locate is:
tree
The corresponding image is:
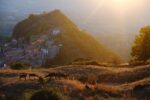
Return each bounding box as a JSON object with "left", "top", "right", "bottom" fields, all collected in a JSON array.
[{"left": 131, "top": 26, "right": 150, "bottom": 61}]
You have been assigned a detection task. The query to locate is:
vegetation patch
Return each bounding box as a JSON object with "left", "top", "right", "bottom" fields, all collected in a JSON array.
[
  {"left": 10, "top": 62, "right": 30, "bottom": 70},
  {"left": 29, "top": 87, "right": 68, "bottom": 100}
]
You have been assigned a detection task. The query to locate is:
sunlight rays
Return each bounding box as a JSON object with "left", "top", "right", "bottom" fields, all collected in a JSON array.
[
  {"left": 83, "top": 0, "right": 105, "bottom": 23},
  {"left": 83, "top": 0, "right": 144, "bottom": 33}
]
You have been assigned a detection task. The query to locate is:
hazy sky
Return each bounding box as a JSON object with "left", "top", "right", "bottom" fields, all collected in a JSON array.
[{"left": 0, "top": 0, "right": 150, "bottom": 36}]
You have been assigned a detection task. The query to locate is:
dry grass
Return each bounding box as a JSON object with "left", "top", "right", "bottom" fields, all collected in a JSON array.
[
  {"left": 94, "top": 84, "right": 121, "bottom": 94},
  {"left": 0, "top": 64, "right": 150, "bottom": 100},
  {"left": 58, "top": 79, "right": 85, "bottom": 92},
  {"left": 121, "top": 77, "right": 150, "bottom": 90}
]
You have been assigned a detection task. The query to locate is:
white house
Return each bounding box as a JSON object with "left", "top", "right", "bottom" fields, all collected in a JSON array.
[{"left": 51, "top": 28, "right": 61, "bottom": 36}]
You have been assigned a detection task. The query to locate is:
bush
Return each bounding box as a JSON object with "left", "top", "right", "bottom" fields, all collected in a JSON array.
[
  {"left": 73, "top": 58, "right": 91, "bottom": 62},
  {"left": 72, "top": 60, "right": 102, "bottom": 66},
  {"left": 86, "top": 61, "right": 101, "bottom": 66},
  {"left": 30, "top": 88, "right": 68, "bottom": 100},
  {"left": 129, "top": 60, "right": 145, "bottom": 66},
  {"left": 131, "top": 26, "right": 150, "bottom": 61},
  {"left": 10, "top": 62, "right": 30, "bottom": 70}
]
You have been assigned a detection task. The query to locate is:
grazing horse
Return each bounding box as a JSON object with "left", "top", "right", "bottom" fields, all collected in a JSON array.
[
  {"left": 29, "top": 73, "right": 39, "bottom": 79},
  {"left": 19, "top": 73, "right": 28, "bottom": 80},
  {"left": 85, "top": 84, "right": 91, "bottom": 90},
  {"left": 45, "top": 72, "right": 68, "bottom": 79},
  {"left": 45, "top": 72, "right": 56, "bottom": 79},
  {"left": 38, "top": 76, "right": 45, "bottom": 86}
]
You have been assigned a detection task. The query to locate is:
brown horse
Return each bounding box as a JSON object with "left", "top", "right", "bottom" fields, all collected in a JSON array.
[
  {"left": 45, "top": 72, "right": 56, "bottom": 78},
  {"left": 45, "top": 72, "right": 68, "bottom": 79},
  {"left": 19, "top": 73, "right": 28, "bottom": 80},
  {"left": 29, "top": 73, "right": 39, "bottom": 80}
]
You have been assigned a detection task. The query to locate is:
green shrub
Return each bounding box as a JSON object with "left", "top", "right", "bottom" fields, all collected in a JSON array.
[
  {"left": 30, "top": 88, "right": 68, "bottom": 100},
  {"left": 10, "top": 62, "right": 30, "bottom": 70}
]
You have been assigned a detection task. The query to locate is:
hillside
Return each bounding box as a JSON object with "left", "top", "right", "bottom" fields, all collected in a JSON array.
[
  {"left": 12, "top": 10, "right": 121, "bottom": 66},
  {"left": 0, "top": 64, "right": 150, "bottom": 100}
]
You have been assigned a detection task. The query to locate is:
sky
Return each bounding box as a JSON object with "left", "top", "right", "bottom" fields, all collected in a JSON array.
[{"left": 0, "top": 0, "right": 150, "bottom": 36}]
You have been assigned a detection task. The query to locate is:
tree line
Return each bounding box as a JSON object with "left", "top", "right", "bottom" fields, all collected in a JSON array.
[{"left": 131, "top": 26, "right": 150, "bottom": 64}]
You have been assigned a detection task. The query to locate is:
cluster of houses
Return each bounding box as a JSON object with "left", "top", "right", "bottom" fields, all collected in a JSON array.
[
  {"left": 0, "top": 28, "right": 63, "bottom": 68},
  {"left": 0, "top": 42, "right": 7, "bottom": 69}
]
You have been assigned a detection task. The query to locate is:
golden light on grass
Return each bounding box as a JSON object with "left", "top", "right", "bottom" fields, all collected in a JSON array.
[{"left": 59, "top": 79, "right": 85, "bottom": 91}]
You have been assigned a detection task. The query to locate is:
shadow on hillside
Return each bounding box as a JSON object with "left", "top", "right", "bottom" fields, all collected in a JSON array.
[
  {"left": 133, "top": 84, "right": 150, "bottom": 100},
  {"left": 0, "top": 73, "right": 18, "bottom": 78},
  {"left": 0, "top": 81, "right": 41, "bottom": 100}
]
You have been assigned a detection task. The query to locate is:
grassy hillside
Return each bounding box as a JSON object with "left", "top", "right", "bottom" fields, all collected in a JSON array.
[
  {"left": 13, "top": 10, "right": 77, "bottom": 39},
  {"left": 0, "top": 64, "right": 150, "bottom": 100}
]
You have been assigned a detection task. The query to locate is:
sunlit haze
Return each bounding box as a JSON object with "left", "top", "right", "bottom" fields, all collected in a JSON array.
[
  {"left": 0, "top": 1, "right": 150, "bottom": 98},
  {"left": 0, "top": 0, "right": 149, "bottom": 35}
]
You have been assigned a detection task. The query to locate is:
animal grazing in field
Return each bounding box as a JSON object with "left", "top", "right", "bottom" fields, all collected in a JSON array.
[
  {"left": 45, "top": 72, "right": 56, "bottom": 79},
  {"left": 29, "top": 73, "right": 39, "bottom": 79},
  {"left": 38, "top": 76, "right": 45, "bottom": 86},
  {"left": 85, "top": 84, "right": 91, "bottom": 90},
  {"left": 19, "top": 73, "right": 28, "bottom": 80},
  {"left": 45, "top": 72, "right": 68, "bottom": 79},
  {"left": 19, "top": 73, "right": 39, "bottom": 80}
]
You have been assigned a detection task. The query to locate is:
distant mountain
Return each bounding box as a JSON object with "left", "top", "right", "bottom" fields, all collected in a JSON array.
[{"left": 12, "top": 10, "right": 121, "bottom": 65}]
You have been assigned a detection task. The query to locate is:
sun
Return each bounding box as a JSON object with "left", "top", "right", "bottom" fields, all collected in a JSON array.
[
  {"left": 85, "top": 0, "right": 142, "bottom": 23},
  {"left": 113, "top": 0, "right": 132, "bottom": 6},
  {"left": 111, "top": 0, "right": 137, "bottom": 11},
  {"left": 116, "top": 0, "right": 127, "bottom": 3}
]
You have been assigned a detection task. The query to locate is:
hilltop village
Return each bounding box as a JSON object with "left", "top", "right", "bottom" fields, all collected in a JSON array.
[
  {"left": 0, "top": 28, "right": 62, "bottom": 68},
  {"left": 0, "top": 10, "right": 122, "bottom": 68}
]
